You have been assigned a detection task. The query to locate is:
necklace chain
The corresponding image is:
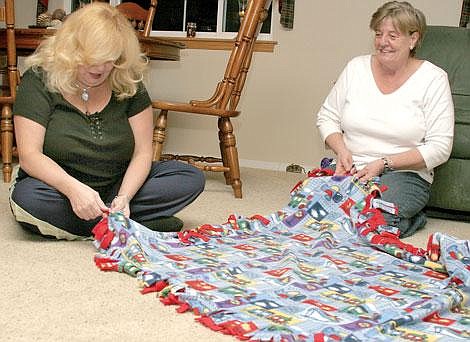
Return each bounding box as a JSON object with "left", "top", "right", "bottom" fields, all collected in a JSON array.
[
  {"left": 76, "top": 82, "right": 91, "bottom": 101},
  {"left": 76, "top": 83, "right": 91, "bottom": 114},
  {"left": 81, "top": 87, "right": 90, "bottom": 102},
  {"left": 76, "top": 82, "right": 111, "bottom": 116},
  {"left": 74, "top": 83, "right": 106, "bottom": 140}
]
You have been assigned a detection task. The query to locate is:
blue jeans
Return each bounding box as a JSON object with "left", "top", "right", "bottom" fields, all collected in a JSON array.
[
  {"left": 379, "top": 171, "right": 431, "bottom": 238},
  {"left": 10, "top": 160, "right": 205, "bottom": 238},
  {"left": 323, "top": 158, "right": 431, "bottom": 238}
]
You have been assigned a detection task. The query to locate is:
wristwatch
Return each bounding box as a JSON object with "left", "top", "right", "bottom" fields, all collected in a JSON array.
[{"left": 381, "top": 157, "right": 394, "bottom": 172}]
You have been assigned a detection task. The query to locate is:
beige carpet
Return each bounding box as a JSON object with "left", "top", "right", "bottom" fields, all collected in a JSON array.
[{"left": 2, "top": 168, "right": 470, "bottom": 342}]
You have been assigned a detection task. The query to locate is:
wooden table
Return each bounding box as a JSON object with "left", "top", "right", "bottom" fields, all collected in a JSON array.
[{"left": 0, "top": 28, "right": 185, "bottom": 60}]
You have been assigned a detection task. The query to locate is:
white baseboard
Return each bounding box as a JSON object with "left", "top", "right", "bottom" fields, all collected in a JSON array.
[
  {"left": 161, "top": 150, "right": 313, "bottom": 173},
  {"left": 239, "top": 159, "right": 314, "bottom": 173}
]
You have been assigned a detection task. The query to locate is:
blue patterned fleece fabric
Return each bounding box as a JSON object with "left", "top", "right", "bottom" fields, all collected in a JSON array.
[{"left": 93, "top": 173, "right": 470, "bottom": 341}]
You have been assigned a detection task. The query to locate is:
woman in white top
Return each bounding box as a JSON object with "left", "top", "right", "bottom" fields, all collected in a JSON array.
[{"left": 316, "top": 1, "right": 454, "bottom": 238}]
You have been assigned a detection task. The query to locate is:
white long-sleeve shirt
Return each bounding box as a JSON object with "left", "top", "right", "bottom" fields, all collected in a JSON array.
[{"left": 316, "top": 55, "right": 454, "bottom": 183}]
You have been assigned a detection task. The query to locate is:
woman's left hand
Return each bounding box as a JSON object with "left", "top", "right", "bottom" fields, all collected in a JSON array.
[
  {"left": 110, "top": 194, "right": 130, "bottom": 217},
  {"left": 354, "top": 159, "right": 384, "bottom": 182}
]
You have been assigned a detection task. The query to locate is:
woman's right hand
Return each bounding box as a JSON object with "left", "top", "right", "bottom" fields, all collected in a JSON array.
[
  {"left": 67, "top": 182, "right": 109, "bottom": 221},
  {"left": 335, "top": 149, "right": 355, "bottom": 175},
  {"left": 324, "top": 133, "right": 355, "bottom": 176}
]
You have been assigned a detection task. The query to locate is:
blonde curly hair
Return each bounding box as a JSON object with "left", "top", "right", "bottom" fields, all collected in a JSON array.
[{"left": 26, "top": 2, "right": 148, "bottom": 100}]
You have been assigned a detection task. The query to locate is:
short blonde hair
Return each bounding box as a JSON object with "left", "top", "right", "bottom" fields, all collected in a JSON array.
[
  {"left": 370, "top": 1, "right": 427, "bottom": 56},
  {"left": 26, "top": 2, "right": 148, "bottom": 100}
]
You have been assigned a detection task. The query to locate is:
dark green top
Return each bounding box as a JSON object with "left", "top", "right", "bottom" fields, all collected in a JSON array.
[{"left": 13, "top": 68, "right": 152, "bottom": 196}]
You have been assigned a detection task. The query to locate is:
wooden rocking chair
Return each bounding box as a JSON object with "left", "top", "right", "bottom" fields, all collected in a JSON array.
[{"left": 152, "top": 0, "right": 272, "bottom": 198}]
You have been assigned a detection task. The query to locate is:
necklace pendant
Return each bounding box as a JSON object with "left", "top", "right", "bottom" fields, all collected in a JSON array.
[{"left": 81, "top": 89, "right": 89, "bottom": 102}]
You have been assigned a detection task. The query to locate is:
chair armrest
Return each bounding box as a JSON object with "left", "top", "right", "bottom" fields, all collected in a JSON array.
[{"left": 152, "top": 100, "right": 240, "bottom": 118}]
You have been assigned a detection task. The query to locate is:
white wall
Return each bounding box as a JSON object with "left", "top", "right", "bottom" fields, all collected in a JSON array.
[{"left": 15, "top": 0, "right": 463, "bottom": 171}]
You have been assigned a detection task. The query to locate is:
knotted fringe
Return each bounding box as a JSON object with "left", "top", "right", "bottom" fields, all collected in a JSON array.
[
  {"left": 92, "top": 217, "right": 114, "bottom": 249},
  {"left": 196, "top": 316, "right": 257, "bottom": 340},
  {"left": 176, "top": 214, "right": 271, "bottom": 245},
  {"left": 140, "top": 280, "right": 168, "bottom": 295},
  {"left": 94, "top": 255, "right": 119, "bottom": 272}
]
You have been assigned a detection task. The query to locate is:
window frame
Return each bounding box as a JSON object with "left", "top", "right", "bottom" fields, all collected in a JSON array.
[
  {"left": 106, "top": 0, "right": 274, "bottom": 40},
  {"left": 64, "top": 0, "right": 277, "bottom": 51}
]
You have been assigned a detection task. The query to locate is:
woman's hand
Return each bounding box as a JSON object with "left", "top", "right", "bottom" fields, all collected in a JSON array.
[
  {"left": 110, "top": 194, "right": 130, "bottom": 217},
  {"left": 335, "top": 149, "right": 355, "bottom": 176},
  {"left": 67, "top": 182, "right": 109, "bottom": 221},
  {"left": 324, "top": 133, "right": 355, "bottom": 176},
  {"left": 354, "top": 159, "right": 384, "bottom": 182}
]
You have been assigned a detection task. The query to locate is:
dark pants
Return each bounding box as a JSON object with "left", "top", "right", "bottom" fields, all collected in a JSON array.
[
  {"left": 325, "top": 160, "right": 431, "bottom": 238},
  {"left": 10, "top": 160, "right": 205, "bottom": 239},
  {"left": 379, "top": 171, "right": 431, "bottom": 238}
]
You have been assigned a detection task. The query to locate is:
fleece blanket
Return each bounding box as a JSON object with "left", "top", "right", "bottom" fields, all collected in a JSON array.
[{"left": 93, "top": 171, "right": 470, "bottom": 341}]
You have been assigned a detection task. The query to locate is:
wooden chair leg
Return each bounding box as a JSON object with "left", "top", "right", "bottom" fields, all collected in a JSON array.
[
  {"left": 1, "top": 104, "right": 13, "bottom": 182},
  {"left": 153, "top": 109, "right": 167, "bottom": 161},
  {"left": 218, "top": 117, "right": 231, "bottom": 185},
  {"left": 219, "top": 117, "right": 242, "bottom": 198}
]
